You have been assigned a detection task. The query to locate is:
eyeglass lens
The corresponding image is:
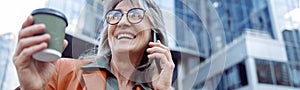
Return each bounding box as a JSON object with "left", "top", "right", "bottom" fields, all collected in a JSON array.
[{"left": 105, "top": 8, "right": 145, "bottom": 25}]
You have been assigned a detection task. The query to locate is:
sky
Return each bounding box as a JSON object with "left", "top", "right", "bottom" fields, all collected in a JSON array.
[{"left": 0, "top": 0, "right": 47, "bottom": 35}]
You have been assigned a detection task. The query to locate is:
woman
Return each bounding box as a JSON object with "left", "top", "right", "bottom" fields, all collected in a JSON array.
[{"left": 13, "top": 0, "right": 174, "bottom": 90}]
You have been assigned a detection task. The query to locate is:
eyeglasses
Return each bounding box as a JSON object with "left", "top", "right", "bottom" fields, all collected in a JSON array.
[{"left": 105, "top": 8, "right": 146, "bottom": 25}]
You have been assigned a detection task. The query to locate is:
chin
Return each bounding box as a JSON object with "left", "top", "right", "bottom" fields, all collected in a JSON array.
[{"left": 113, "top": 45, "right": 145, "bottom": 54}]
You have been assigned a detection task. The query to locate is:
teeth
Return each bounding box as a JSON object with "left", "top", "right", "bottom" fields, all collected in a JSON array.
[{"left": 117, "top": 34, "right": 135, "bottom": 39}]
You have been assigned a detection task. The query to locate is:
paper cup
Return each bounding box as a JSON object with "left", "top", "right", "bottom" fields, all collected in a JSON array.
[{"left": 31, "top": 8, "right": 68, "bottom": 62}]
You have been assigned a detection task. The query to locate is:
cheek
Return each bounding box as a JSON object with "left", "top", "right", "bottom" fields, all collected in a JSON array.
[
  {"left": 135, "top": 18, "right": 152, "bottom": 32},
  {"left": 142, "top": 30, "right": 152, "bottom": 41},
  {"left": 107, "top": 26, "right": 116, "bottom": 46},
  {"left": 108, "top": 26, "right": 116, "bottom": 38}
]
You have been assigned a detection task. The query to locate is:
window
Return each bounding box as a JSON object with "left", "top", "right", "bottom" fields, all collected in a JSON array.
[
  {"left": 283, "top": 30, "right": 300, "bottom": 62},
  {"left": 273, "top": 62, "right": 290, "bottom": 86},
  {"left": 255, "top": 58, "right": 300, "bottom": 87},
  {"left": 285, "top": 45, "right": 297, "bottom": 61},
  {"left": 290, "top": 64, "right": 300, "bottom": 87},
  {"left": 193, "top": 61, "right": 248, "bottom": 90},
  {"left": 256, "top": 59, "right": 273, "bottom": 84},
  {"left": 213, "top": 0, "right": 274, "bottom": 44},
  {"left": 227, "top": 66, "right": 240, "bottom": 89}
]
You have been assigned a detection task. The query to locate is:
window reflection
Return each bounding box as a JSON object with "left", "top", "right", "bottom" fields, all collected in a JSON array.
[{"left": 256, "top": 59, "right": 273, "bottom": 84}]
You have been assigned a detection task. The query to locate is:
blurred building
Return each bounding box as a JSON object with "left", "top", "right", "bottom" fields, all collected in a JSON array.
[
  {"left": 45, "top": 0, "right": 300, "bottom": 90},
  {"left": 0, "top": 33, "right": 18, "bottom": 90},
  {"left": 190, "top": 0, "right": 300, "bottom": 90}
]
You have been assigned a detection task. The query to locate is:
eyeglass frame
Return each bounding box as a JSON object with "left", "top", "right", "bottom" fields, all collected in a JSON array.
[{"left": 105, "top": 8, "right": 146, "bottom": 25}]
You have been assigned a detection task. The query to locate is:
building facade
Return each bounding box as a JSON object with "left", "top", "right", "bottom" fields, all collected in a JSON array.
[
  {"left": 189, "top": 0, "right": 300, "bottom": 90},
  {"left": 193, "top": 30, "right": 300, "bottom": 90}
]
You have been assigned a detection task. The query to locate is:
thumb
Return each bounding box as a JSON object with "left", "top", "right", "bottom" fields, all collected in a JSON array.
[
  {"left": 62, "top": 39, "right": 68, "bottom": 51},
  {"left": 157, "top": 40, "right": 161, "bottom": 43}
]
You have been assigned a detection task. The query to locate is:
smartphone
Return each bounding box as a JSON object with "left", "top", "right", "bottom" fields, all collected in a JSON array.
[{"left": 152, "top": 30, "right": 162, "bottom": 72}]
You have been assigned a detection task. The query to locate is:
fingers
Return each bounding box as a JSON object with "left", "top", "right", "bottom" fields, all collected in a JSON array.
[
  {"left": 149, "top": 40, "right": 169, "bottom": 50},
  {"left": 147, "top": 53, "right": 169, "bottom": 64},
  {"left": 18, "top": 24, "right": 45, "bottom": 41},
  {"left": 147, "top": 47, "right": 172, "bottom": 61},
  {"left": 147, "top": 40, "right": 174, "bottom": 68},
  {"left": 15, "top": 34, "right": 50, "bottom": 56},
  {"left": 16, "top": 42, "right": 47, "bottom": 65},
  {"left": 21, "top": 16, "right": 33, "bottom": 29},
  {"left": 148, "top": 41, "right": 174, "bottom": 90},
  {"left": 20, "top": 42, "right": 47, "bottom": 59},
  {"left": 148, "top": 40, "right": 172, "bottom": 62}
]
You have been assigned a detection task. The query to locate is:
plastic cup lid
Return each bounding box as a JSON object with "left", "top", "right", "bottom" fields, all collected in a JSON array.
[{"left": 31, "top": 8, "right": 68, "bottom": 26}]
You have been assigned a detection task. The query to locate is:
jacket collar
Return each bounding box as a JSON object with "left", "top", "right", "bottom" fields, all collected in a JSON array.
[
  {"left": 80, "top": 57, "right": 152, "bottom": 90},
  {"left": 81, "top": 58, "right": 111, "bottom": 72}
]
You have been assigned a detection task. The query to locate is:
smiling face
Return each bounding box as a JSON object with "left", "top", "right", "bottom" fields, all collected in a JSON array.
[{"left": 107, "top": 0, "right": 152, "bottom": 55}]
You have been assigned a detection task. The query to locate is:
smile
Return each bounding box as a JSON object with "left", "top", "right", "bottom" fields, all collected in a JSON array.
[{"left": 116, "top": 34, "right": 136, "bottom": 40}]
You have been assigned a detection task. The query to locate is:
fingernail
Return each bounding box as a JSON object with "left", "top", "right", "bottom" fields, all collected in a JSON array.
[
  {"left": 42, "top": 42, "right": 48, "bottom": 47},
  {"left": 157, "top": 40, "right": 161, "bottom": 43},
  {"left": 38, "top": 24, "right": 45, "bottom": 28},
  {"left": 44, "top": 34, "right": 51, "bottom": 38}
]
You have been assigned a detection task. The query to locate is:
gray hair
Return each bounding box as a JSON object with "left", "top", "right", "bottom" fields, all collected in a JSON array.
[{"left": 97, "top": 0, "right": 167, "bottom": 59}]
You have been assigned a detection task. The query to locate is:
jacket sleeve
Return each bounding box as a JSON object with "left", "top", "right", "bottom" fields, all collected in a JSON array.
[
  {"left": 46, "top": 59, "right": 60, "bottom": 90},
  {"left": 45, "top": 58, "right": 91, "bottom": 90}
]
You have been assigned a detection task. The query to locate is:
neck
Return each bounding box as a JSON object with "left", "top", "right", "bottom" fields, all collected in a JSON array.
[
  {"left": 110, "top": 62, "right": 133, "bottom": 88},
  {"left": 110, "top": 51, "right": 144, "bottom": 88}
]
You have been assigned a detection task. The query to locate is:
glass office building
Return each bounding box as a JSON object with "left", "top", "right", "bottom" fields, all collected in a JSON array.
[
  {"left": 210, "top": 0, "right": 274, "bottom": 43},
  {"left": 175, "top": 0, "right": 300, "bottom": 90},
  {"left": 174, "top": 0, "right": 210, "bottom": 57}
]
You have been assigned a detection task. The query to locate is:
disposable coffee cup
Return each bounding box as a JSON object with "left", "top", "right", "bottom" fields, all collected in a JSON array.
[{"left": 31, "top": 8, "right": 68, "bottom": 62}]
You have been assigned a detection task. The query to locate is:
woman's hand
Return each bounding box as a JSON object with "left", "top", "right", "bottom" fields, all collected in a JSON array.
[
  {"left": 13, "top": 16, "right": 68, "bottom": 90},
  {"left": 147, "top": 40, "right": 175, "bottom": 90}
]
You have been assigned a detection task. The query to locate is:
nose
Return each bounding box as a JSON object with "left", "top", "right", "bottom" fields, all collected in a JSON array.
[{"left": 117, "top": 14, "right": 130, "bottom": 28}]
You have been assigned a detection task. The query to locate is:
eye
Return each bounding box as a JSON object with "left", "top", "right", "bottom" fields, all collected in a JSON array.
[
  {"left": 128, "top": 10, "right": 143, "bottom": 19},
  {"left": 127, "top": 9, "right": 145, "bottom": 24},
  {"left": 106, "top": 10, "right": 122, "bottom": 24}
]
